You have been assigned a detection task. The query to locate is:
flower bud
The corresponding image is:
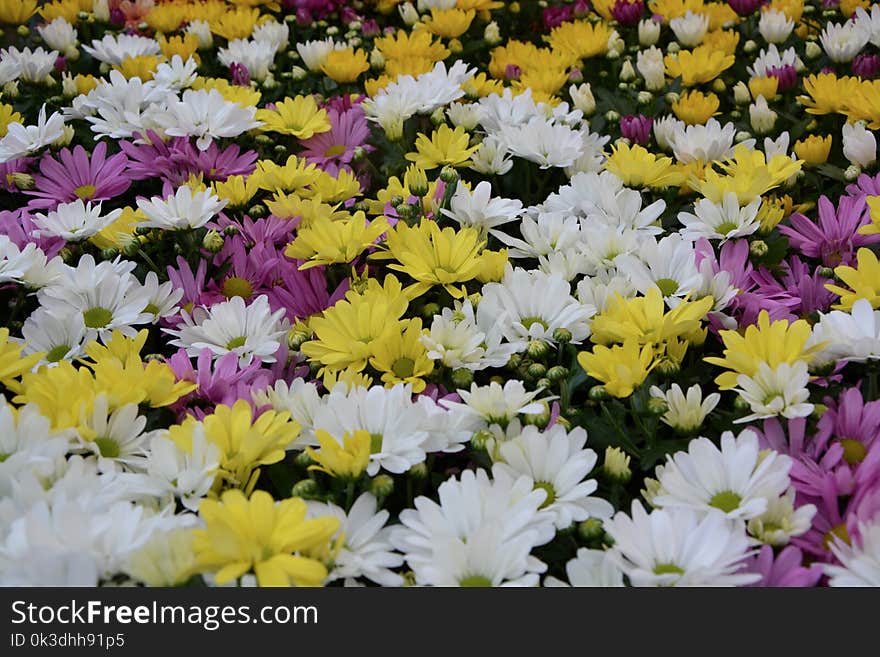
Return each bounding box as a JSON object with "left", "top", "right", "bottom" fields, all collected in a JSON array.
[
  {"left": 451, "top": 368, "right": 474, "bottom": 389},
  {"left": 749, "top": 239, "right": 769, "bottom": 257},
  {"left": 294, "top": 451, "right": 315, "bottom": 468},
  {"left": 201, "top": 229, "right": 224, "bottom": 253},
  {"left": 10, "top": 172, "right": 34, "bottom": 190},
  {"left": 291, "top": 65, "right": 308, "bottom": 81},
  {"left": 844, "top": 164, "right": 862, "bottom": 181},
  {"left": 370, "top": 474, "right": 395, "bottom": 500},
  {"left": 439, "top": 166, "right": 459, "bottom": 184},
  {"left": 577, "top": 517, "right": 605, "bottom": 542},
  {"left": 733, "top": 81, "right": 751, "bottom": 105},
  {"left": 408, "top": 462, "right": 428, "bottom": 480},
  {"left": 569, "top": 83, "right": 596, "bottom": 115},
  {"left": 638, "top": 18, "right": 661, "bottom": 46},
  {"left": 484, "top": 21, "right": 501, "bottom": 46},
  {"left": 605, "top": 110, "right": 620, "bottom": 122},
  {"left": 291, "top": 478, "right": 319, "bottom": 498},
  {"left": 603, "top": 447, "right": 632, "bottom": 483},
  {"left": 637, "top": 90, "right": 654, "bottom": 105},
  {"left": 805, "top": 41, "right": 822, "bottom": 59},
  {"left": 619, "top": 60, "right": 637, "bottom": 82},
  {"left": 398, "top": 2, "right": 419, "bottom": 26},
  {"left": 471, "top": 429, "right": 493, "bottom": 452},
  {"left": 588, "top": 385, "right": 610, "bottom": 401},
  {"left": 526, "top": 362, "right": 547, "bottom": 380},
  {"left": 546, "top": 365, "right": 569, "bottom": 383},
  {"left": 523, "top": 400, "right": 551, "bottom": 427}
]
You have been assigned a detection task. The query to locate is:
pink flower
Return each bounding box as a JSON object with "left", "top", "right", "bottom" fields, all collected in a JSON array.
[
  {"left": 27, "top": 142, "right": 130, "bottom": 210},
  {"left": 744, "top": 545, "right": 823, "bottom": 587}
]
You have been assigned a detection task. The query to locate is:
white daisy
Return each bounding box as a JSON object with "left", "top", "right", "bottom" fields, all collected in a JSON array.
[
  {"left": 746, "top": 488, "right": 816, "bottom": 546},
  {"left": 75, "top": 71, "right": 173, "bottom": 140},
  {"left": 154, "top": 89, "right": 262, "bottom": 151},
  {"left": 497, "top": 116, "right": 585, "bottom": 169},
  {"left": 678, "top": 192, "right": 762, "bottom": 242},
  {"left": 440, "top": 380, "right": 545, "bottom": 430},
  {"left": 0, "top": 104, "right": 66, "bottom": 163},
  {"left": 0, "top": 398, "right": 72, "bottom": 497},
  {"left": 493, "top": 211, "right": 583, "bottom": 259},
  {"left": 440, "top": 180, "right": 522, "bottom": 236},
  {"left": 604, "top": 501, "right": 759, "bottom": 587},
  {"left": 218, "top": 38, "right": 278, "bottom": 82},
  {"left": 669, "top": 120, "right": 749, "bottom": 165},
  {"left": 670, "top": 11, "right": 709, "bottom": 47},
  {"left": 251, "top": 379, "right": 322, "bottom": 443},
  {"left": 578, "top": 224, "right": 647, "bottom": 276},
  {"left": 31, "top": 199, "right": 122, "bottom": 242},
  {"left": 37, "top": 18, "right": 78, "bottom": 57},
  {"left": 613, "top": 233, "right": 702, "bottom": 301},
  {"left": 151, "top": 55, "right": 198, "bottom": 91},
  {"left": 564, "top": 130, "right": 611, "bottom": 176},
  {"left": 0, "top": 46, "right": 59, "bottom": 82},
  {"left": 576, "top": 273, "right": 638, "bottom": 313},
  {"left": 136, "top": 185, "right": 228, "bottom": 231},
  {"left": 820, "top": 20, "right": 871, "bottom": 63},
  {"left": 652, "top": 429, "right": 793, "bottom": 520},
  {"left": 747, "top": 44, "right": 799, "bottom": 78},
  {"left": 20, "top": 306, "right": 88, "bottom": 364},
  {"left": 144, "top": 428, "right": 219, "bottom": 511},
  {"left": 733, "top": 361, "right": 814, "bottom": 423},
  {"left": 141, "top": 271, "right": 183, "bottom": 323},
  {"left": 809, "top": 299, "right": 880, "bottom": 365},
  {"left": 825, "top": 520, "right": 880, "bottom": 586},
  {"left": 544, "top": 548, "right": 624, "bottom": 587},
  {"left": 82, "top": 33, "right": 160, "bottom": 66},
  {"left": 758, "top": 9, "right": 795, "bottom": 44},
  {"left": 468, "top": 134, "right": 513, "bottom": 175},
  {"left": 77, "top": 396, "right": 154, "bottom": 469},
  {"left": 252, "top": 20, "right": 290, "bottom": 52},
  {"left": 855, "top": 5, "right": 880, "bottom": 48},
  {"left": 649, "top": 384, "right": 720, "bottom": 433},
  {"left": 163, "top": 295, "right": 288, "bottom": 365},
  {"left": 296, "top": 38, "right": 346, "bottom": 72},
  {"left": 477, "top": 88, "right": 544, "bottom": 133}
]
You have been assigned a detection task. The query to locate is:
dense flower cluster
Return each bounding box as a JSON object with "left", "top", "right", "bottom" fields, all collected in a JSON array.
[{"left": 1, "top": 0, "right": 879, "bottom": 588}]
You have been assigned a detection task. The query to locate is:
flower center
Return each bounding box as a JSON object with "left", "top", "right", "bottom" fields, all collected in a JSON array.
[
  {"left": 823, "top": 523, "right": 850, "bottom": 549},
  {"left": 655, "top": 277, "right": 680, "bottom": 297},
  {"left": 46, "top": 345, "right": 70, "bottom": 363},
  {"left": 391, "top": 357, "right": 415, "bottom": 379},
  {"left": 324, "top": 144, "right": 347, "bottom": 158},
  {"left": 83, "top": 307, "right": 113, "bottom": 329},
  {"left": 94, "top": 437, "right": 120, "bottom": 458},
  {"left": 839, "top": 438, "right": 867, "bottom": 465},
  {"left": 460, "top": 575, "right": 493, "bottom": 587},
  {"left": 144, "top": 303, "right": 159, "bottom": 315},
  {"left": 222, "top": 276, "right": 254, "bottom": 300},
  {"left": 74, "top": 184, "right": 97, "bottom": 200},
  {"left": 534, "top": 481, "right": 557, "bottom": 509},
  {"left": 520, "top": 316, "right": 548, "bottom": 331},
  {"left": 716, "top": 221, "right": 739, "bottom": 235},
  {"left": 369, "top": 432, "right": 383, "bottom": 454},
  {"left": 226, "top": 336, "right": 247, "bottom": 350},
  {"left": 709, "top": 490, "right": 742, "bottom": 513},
  {"left": 653, "top": 562, "right": 685, "bottom": 576}
]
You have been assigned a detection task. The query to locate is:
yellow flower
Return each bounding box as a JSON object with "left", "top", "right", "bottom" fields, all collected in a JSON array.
[
  {"left": 74, "top": 74, "right": 100, "bottom": 96},
  {"left": 422, "top": 8, "right": 475, "bottom": 39},
  {"left": 577, "top": 340, "right": 656, "bottom": 399},
  {"left": 191, "top": 77, "right": 262, "bottom": 107},
  {"left": 756, "top": 196, "right": 787, "bottom": 233},
  {"left": 463, "top": 72, "right": 506, "bottom": 98},
  {"left": 266, "top": 194, "right": 347, "bottom": 225},
  {"left": 839, "top": 0, "right": 870, "bottom": 18},
  {"left": 672, "top": 91, "right": 720, "bottom": 125},
  {"left": 308, "top": 168, "right": 362, "bottom": 204},
  {"left": 0, "top": 328, "right": 44, "bottom": 390},
  {"left": 210, "top": 7, "right": 260, "bottom": 40},
  {"left": 766, "top": 0, "right": 803, "bottom": 21},
  {"left": 384, "top": 57, "right": 437, "bottom": 78},
  {"left": 704, "top": 311, "right": 823, "bottom": 389},
  {"left": 406, "top": 124, "right": 480, "bottom": 170},
  {"left": 605, "top": 143, "right": 687, "bottom": 189},
  {"left": 863, "top": 196, "right": 880, "bottom": 236},
  {"left": 826, "top": 247, "right": 880, "bottom": 309},
  {"left": 846, "top": 79, "right": 880, "bottom": 130},
  {"left": 321, "top": 48, "right": 370, "bottom": 84},
  {"left": 192, "top": 489, "right": 338, "bottom": 587},
  {"left": 704, "top": 5, "right": 739, "bottom": 32},
  {"left": 114, "top": 55, "right": 161, "bottom": 82},
  {"left": 212, "top": 174, "right": 261, "bottom": 209},
  {"left": 374, "top": 29, "right": 450, "bottom": 64},
  {"left": 89, "top": 206, "right": 142, "bottom": 250},
  {"left": 545, "top": 20, "right": 614, "bottom": 61},
  {"left": 748, "top": 76, "right": 779, "bottom": 101},
  {"left": 257, "top": 95, "right": 331, "bottom": 139},
  {"left": 648, "top": 0, "right": 706, "bottom": 21},
  {"left": 306, "top": 428, "right": 371, "bottom": 478},
  {"left": 513, "top": 68, "right": 570, "bottom": 98},
  {"left": 793, "top": 135, "right": 832, "bottom": 166},
  {"left": 145, "top": 3, "right": 191, "bottom": 34},
  {"left": 255, "top": 156, "right": 320, "bottom": 193},
  {"left": 371, "top": 219, "right": 495, "bottom": 299},
  {"left": 0, "top": 103, "right": 22, "bottom": 138},
  {"left": 14, "top": 361, "right": 95, "bottom": 430},
  {"left": 665, "top": 45, "right": 734, "bottom": 87},
  {"left": 590, "top": 287, "right": 714, "bottom": 347},
  {"left": 157, "top": 33, "right": 200, "bottom": 63},
  {"left": 285, "top": 213, "right": 389, "bottom": 269},
  {"left": 798, "top": 73, "right": 858, "bottom": 117},
  {"left": 0, "top": 0, "right": 37, "bottom": 23},
  {"left": 369, "top": 318, "right": 434, "bottom": 392},
  {"left": 690, "top": 145, "right": 803, "bottom": 205},
  {"left": 322, "top": 367, "right": 374, "bottom": 392}
]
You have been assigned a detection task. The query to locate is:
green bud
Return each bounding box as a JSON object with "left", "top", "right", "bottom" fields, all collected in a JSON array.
[
  {"left": 471, "top": 429, "right": 493, "bottom": 451},
  {"left": 507, "top": 354, "right": 523, "bottom": 370},
  {"left": 421, "top": 302, "right": 440, "bottom": 318},
  {"left": 526, "top": 339, "right": 550, "bottom": 360},
  {"left": 733, "top": 394, "right": 751, "bottom": 412},
  {"left": 647, "top": 397, "right": 669, "bottom": 415},
  {"left": 408, "top": 462, "right": 428, "bottom": 480},
  {"left": 588, "top": 385, "right": 610, "bottom": 401},
  {"left": 294, "top": 451, "right": 315, "bottom": 468},
  {"left": 546, "top": 365, "right": 569, "bottom": 383},
  {"left": 101, "top": 247, "right": 119, "bottom": 260},
  {"left": 749, "top": 239, "right": 769, "bottom": 258},
  {"left": 535, "top": 378, "right": 551, "bottom": 392},
  {"left": 578, "top": 517, "right": 605, "bottom": 542},
  {"left": 430, "top": 107, "right": 446, "bottom": 126},
  {"left": 16, "top": 25, "right": 29, "bottom": 37},
  {"left": 552, "top": 327, "right": 572, "bottom": 344},
  {"left": 122, "top": 240, "right": 141, "bottom": 257},
  {"left": 248, "top": 204, "right": 266, "bottom": 218},
  {"left": 604, "top": 110, "right": 620, "bottom": 123},
  {"left": 439, "top": 166, "right": 459, "bottom": 184},
  {"left": 202, "top": 229, "right": 224, "bottom": 254},
  {"left": 818, "top": 267, "right": 835, "bottom": 278},
  {"left": 370, "top": 474, "right": 394, "bottom": 500},
  {"left": 223, "top": 225, "right": 239, "bottom": 236},
  {"left": 526, "top": 362, "right": 547, "bottom": 380},
  {"left": 451, "top": 368, "right": 474, "bottom": 389},
  {"left": 291, "top": 478, "right": 319, "bottom": 498}
]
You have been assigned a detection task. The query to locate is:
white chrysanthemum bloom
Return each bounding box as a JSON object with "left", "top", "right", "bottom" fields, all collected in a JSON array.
[
  {"left": 477, "top": 88, "right": 544, "bottom": 133},
  {"left": 653, "top": 429, "right": 793, "bottom": 520},
  {"left": 420, "top": 298, "right": 517, "bottom": 371},
  {"left": 136, "top": 185, "right": 228, "bottom": 231},
  {"left": 636, "top": 45, "right": 666, "bottom": 91},
  {"left": 1, "top": 237, "right": 44, "bottom": 285},
  {"left": 152, "top": 55, "right": 198, "bottom": 91},
  {"left": 251, "top": 379, "right": 322, "bottom": 444},
  {"left": 820, "top": 20, "right": 870, "bottom": 63},
  {"left": 297, "top": 38, "right": 346, "bottom": 71},
  {"left": 309, "top": 384, "right": 444, "bottom": 474},
  {"left": 649, "top": 384, "right": 720, "bottom": 433},
  {"left": 638, "top": 18, "right": 661, "bottom": 46},
  {"left": 825, "top": 520, "right": 880, "bottom": 586},
  {"left": 20, "top": 307, "right": 87, "bottom": 364},
  {"left": 125, "top": 528, "right": 197, "bottom": 587},
  {"left": 0, "top": 548, "right": 100, "bottom": 586},
  {"left": 185, "top": 19, "right": 213, "bottom": 49},
  {"left": 440, "top": 180, "right": 522, "bottom": 236},
  {"left": 537, "top": 248, "right": 591, "bottom": 281},
  {"left": 568, "top": 82, "right": 596, "bottom": 115},
  {"left": 469, "top": 134, "right": 514, "bottom": 175},
  {"left": 0, "top": 46, "right": 59, "bottom": 82},
  {"left": 446, "top": 101, "right": 481, "bottom": 130},
  {"left": 37, "top": 17, "right": 78, "bottom": 57},
  {"left": 733, "top": 361, "right": 813, "bottom": 423},
  {"left": 692, "top": 256, "right": 738, "bottom": 316},
  {"left": 418, "top": 0, "right": 457, "bottom": 11},
  {"left": 749, "top": 95, "right": 777, "bottom": 135},
  {"left": 154, "top": 88, "right": 262, "bottom": 151},
  {"left": 440, "top": 380, "right": 545, "bottom": 430},
  {"left": 493, "top": 211, "right": 582, "bottom": 259},
  {"left": 570, "top": 175, "right": 664, "bottom": 235},
  {"left": 0, "top": 398, "right": 72, "bottom": 496},
  {"left": 0, "top": 104, "right": 66, "bottom": 163},
  {"left": 746, "top": 488, "right": 816, "bottom": 546},
  {"left": 604, "top": 502, "right": 759, "bottom": 587},
  {"left": 144, "top": 429, "right": 219, "bottom": 511},
  {"left": 252, "top": 19, "right": 290, "bottom": 52},
  {"left": 564, "top": 130, "right": 611, "bottom": 176},
  {"left": 74, "top": 70, "right": 174, "bottom": 141},
  {"left": 613, "top": 233, "right": 701, "bottom": 301},
  {"left": 855, "top": 5, "right": 880, "bottom": 47},
  {"left": 77, "top": 396, "right": 154, "bottom": 469},
  {"left": 141, "top": 271, "right": 183, "bottom": 323},
  {"left": 576, "top": 273, "right": 637, "bottom": 313},
  {"left": 164, "top": 295, "right": 287, "bottom": 365},
  {"left": 82, "top": 33, "right": 160, "bottom": 65},
  {"left": 410, "top": 60, "right": 474, "bottom": 113},
  {"left": 808, "top": 299, "right": 880, "bottom": 365},
  {"left": 477, "top": 266, "right": 595, "bottom": 349},
  {"left": 652, "top": 114, "right": 684, "bottom": 151},
  {"left": 670, "top": 11, "right": 709, "bottom": 47},
  {"left": 218, "top": 38, "right": 278, "bottom": 82},
  {"left": 747, "top": 44, "right": 798, "bottom": 78},
  {"left": 493, "top": 425, "right": 613, "bottom": 530},
  {"left": 578, "top": 224, "right": 648, "bottom": 276},
  {"left": 497, "top": 116, "right": 585, "bottom": 169},
  {"left": 31, "top": 199, "right": 122, "bottom": 242},
  {"left": 758, "top": 9, "right": 794, "bottom": 44},
  {"left": 544, "top": 548, "right": 624, "bottom": 587},
  {"left": 390, "top": 467, "right": 555, "bottom": 587},
  {"left": 678, "top": 192, "right": 762, "bottom": 242},
  {"left": 670, "top": 120, "right": 750, "bottom": 164},
  {"left": 842, "top": 121, "right": 877, "bottom": 168},
  {"left": 306, "top": 493, "right": 404, "bottom": 587}
]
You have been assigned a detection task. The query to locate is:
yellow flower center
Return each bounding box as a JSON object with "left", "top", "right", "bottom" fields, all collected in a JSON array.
[
  {"left": 324, "top": 144, "right": 347, "bottom": 158},
  {"left": 74, "top": 184, "right": 97, "bottom": 200},
  {"left": 460, "top": 575, "right": 493, "bottom": 587},
  {"left": 391, "top": 357, "right": 415, "bottom": 379},
  {"left": 839, "top": 438, "right": 867, "bottom": 465},
  {"left": 709, "top": 490, "right": 742, "bottom": 513},
  {"left": 222, "top": 276, "right": 254, "bottom": 300},
  {"left": 83, "top": 307, "right": 113, "bottom": 329},
  {"left": 226, "top": 336, "right": 247, "bottom": 350}
]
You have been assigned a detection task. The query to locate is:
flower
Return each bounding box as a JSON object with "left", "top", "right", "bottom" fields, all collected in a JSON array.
[
  {"left": 825, "top": 520, "right": 880, "bottom": 586},
  {"left": 793, "top": 135, "right": 832, "bottom": 166},
  {"left": 664, "top": 45, "right": 735, "bottom": 87},
  {"left": 0, "top": 105, "right": 66, "bottom": 164},
  {"left": 320, "top": 48, "right": 370, "bottom": 83},
  {"left": 780, "top": 195, "right": 877, "bottom": 267},
  {"left": 305, "top": 428, "right": 371, "bottom": 479},
  {"left": 649, "top": 383, "right": 720, "bottom": 433},
  {"left": 31, "top": 200, "right": 122, "bottom": 242},
  {"left": 154, "top": 89, "right": 262, "bottom": 151},
  {"left": 406, "top": 124, "right": 480, "bottom": 170},
  {"left": 678, "top": 193, "right": 762, "bottom": 242},
  {"left": 826, "top": 247, "right": 880, "bottom": 309},
  {"left": 733, "top": 361, "right": 814, "bottom": 423},
  {"left": 577, "top": 340, "right": 655, "bottom": 398},
  {"left": 136, "top": 185, "right": 227, "bottom": 231},
  {"left": 369, "top": 318, "right": 435, "bottom": 392},
  {"left": 671, "top": 90, "right": 720, "bottom": 126},
  {"left": 604, "top": 143, "right": 686, "bottom": 189},
  {"left": 842, "top": 122, "right": 877, "bottom": 169},
  {"left": 256, "top": 95, "right": 331, "bottom": 139}
]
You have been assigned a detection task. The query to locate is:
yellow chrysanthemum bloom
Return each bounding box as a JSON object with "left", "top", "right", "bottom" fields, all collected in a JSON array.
[
  {"left": 672, "top": 90, "right": 720, "bottom": 125},
  {"left": 73, "top": 74, "right": 99, "bottom": 96},
  {"left": 369, "top": 318, "right": 434, "bottom": 391},
  {"left": 863, "top": 196, "right": 880, "bottom": 235},
  {"left": 384, "top": 56, "right": 438, "bottom": 78},
  {"left": 114, "top": 55, "right": 161, "bottom": 82},
  {"left": 793, "top": 135, "right": 832, "bottom": 166},
  {"left": 406, "top": 124, "right": 480, "bottom": 170},
  {"left": 665, "top": 46, "right": 734, "bottom": 87},
  {"left": 0, "top": 0, "right": 36, "bottom": 23},
  {"left": 839, "top": 0, "right": 870, "bottom": 17},
  {"left": 765, "top": 0, "right": 803, "bottom": 22},
  {"left": 321, "top": 48, "right": 370, "bottom": 84},
  {"left": 690, "top": 145, "right": 803, "bottom": 205},
  {"left": 89, "top": 206, "right": 142, "bottom": 250},
  {"left": 285, "top": 213, "right": 389, "bottom": 269},
  {"left": 0, "top": 328, "right": 44, "bottom": 391},
  {"left": 457, "top": 0, "right": 504, "bottom": 11},
  {"left": 797, "top": 73, "right": 858, "bottom": 117},
  {"left": 307, "top": 168, "right": 362, "bottom": 204},
  {"left": 374, "top": 29, "right": 450, "bottom": 63},
  {"left": 13, "top": 361, "right": 94, "bottom": 430},
  {"left": 306, "top": 428, "right": 371, "bottom": 479},
  {"left": 192, "top": 489, "right": 338, "bottom": 587},
  {"left": 748, "top": 76, "right": 779, "bottom": 101},
  {"left": 756, "top": 196, "right": 787, "bottom": 233},
  {"left": 702, "top": 28, "right": 740, "bottom": 56},
  {"left": 846, "top": 79, "right": 880, "bottom": 130},
  {"left": 545, "top": 20, "right": 614, "bottom": 62},
  {"left": 322, "top": 366, "right": 373, "bottom": 392},
  {"left": 422, "top": 8, "right": 475, "bottom": 39},
  {"left": 513, "top": 68, "right": 570, "bottom": 98},
  {"left": 462, "top": 72, "right": 506, "bottom": 98},
  {"left": 257, "top": 96, "right": 331, "bottom": 139},
  {"left": 0, "top": 103, "right": 22, "bottom": 138},
  {"left": 266, "top": 194, "right": 347, "bottom": 225},
  {"left": 649, "top": 0, "right": 706, "bottom": 21},
  {"left": 145, "top": 3, "right": 190, "bottom": 33},
  {"left": 301, "top": 275, "right": 410, "bottom": 373},
  {"left": 212, "top": 174, "right": 261, "bottom": 209},
  {"left": 157, "top": 33, "right": 200, "bottom": 63},
  {"left": 255, "top": 156, "right": 321, "bottom": 194},
  {"left": 826, "top": 248, "right": 880, "bottom": 309},
  {"left": 38, "top": 0, "right": 79, "bottom": 23},
  {"left": 590, "top": 288, "right": 714, "bottom": 347},
  {"left": 577, "top": 340, "right": 656, "bottom": 399},
  {"left": 605, "top": 143, "right": 687, "bottom": 189},
  {"left": 191, "top": 77, "right": 262, "bottom": 107},
  {"left": 704, "top": 311, "right": 823, "bottom": 389},
  {"left": 209, "top": 7, "right": 261, "bottom": 40}
]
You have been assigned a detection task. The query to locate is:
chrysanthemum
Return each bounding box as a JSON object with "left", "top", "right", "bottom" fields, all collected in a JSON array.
[
  {"left": 678, "top": 193, "right": 762, "bottom": 243},
  {"left": 649, "top": 383, "right": 720, "bottom": 434},
  {"left": 299, "top": 104, "right": 372, "bottom": 176},
  {"left": 27, "top": 141, "right": 130, "bottom": 210},
  {"left": 31, "top": 199, "right": 122, "bottom": 242},
  {"left": 825, "top": 520, "right": 880, "bottom": 586},
  {"left": 136, "top": 185, "right": 228, "bottom": 231}
]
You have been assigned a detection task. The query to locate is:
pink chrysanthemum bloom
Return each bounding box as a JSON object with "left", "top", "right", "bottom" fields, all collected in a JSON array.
[
  {"left": 165, "top": 256, "right": 221, "bottom": 324},
  {"left": 0, "top": 157, "right": 34, "bottom": 192},
  {"left": 209, "top": 236, "right": 281, "bottom": 303},
  {"left": 265, "top": 256, "right": 348, "bottom": 322},
  {"left": 744, "top": 545, "right": 823, "bottom": 587},
  {"left": 750, "top": 257, "right": 835, "bottom": 319},
  {"left": 215, "top": 214, "right": 295, "bottom": 248},
  {"left": 0, "top": 209, "right": 64, "bottom": 259},
  {"left": 27, "top": 142, "right": 130, "bottom": 210},
  {"left": 299, "top": 104, "right": 372, "bottom": 177}
]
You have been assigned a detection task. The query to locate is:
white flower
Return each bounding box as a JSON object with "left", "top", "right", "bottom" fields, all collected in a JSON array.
[
  {"left": 152, "top": 55, "right": 198, "bottom": 91},
  {"left": 493, "top": 424, "right": 613, "bottom": 529},
  {"left": 440, "top": 380, "right": 545, "bottom": 430},
  {"left": 653, "top": 114, "right": 684, "bottom": 151},
  {"left": 440, "top": 181, "right": 522, "bottom": 235},
  {"left": 82, "top": 33, "right": 160, "bottom": 65},
  {"left": 670, "top": 119, "right": 749, "bottom": 165},
  {"left": 498, "top": 116, "right": 584, "bottom": 169},
  {"left": 670, "top": 11, "right": 709, "bottom": 47},
  {"left": 163, "top": 295, "right": 287, "bottom": 365},
  {"left": 251, "top": 379, "right": 322, "bottom": 441},
  {"left": 469, "top": 134, "right": 514, "bottom": 175},
  {"left": 678, "top": 192, "right": 762, "bottom": 242},
  {"left": 825, "top": 520, "right": 880, "bottom": 586},
  {"left": 569, "top": 82, "right": 596, "bottom": 114},
  {"left": 747, "top": 44, "right": 798, "bottom": 78},
  {"left": 37, "top": 18, "right": 78, "bottom": 57},
  {"left": 218, "top": 38, "right": 278, "bottom": 82},
  {"left": 577, "top": 273, "right": 637, "bottom": 313},
  {"left": 125, "top": 528, "right": 197, "bottom": 587},
  {"left": 842, "top": 121, "right": 877, "bottom": 168},
  {"left": 477, "top": 88, "right": 543, "bottom": 132},
  {"left": 306, "top": 493, "right": 404, "bottom": 586},
  {"left": 649, "top": 384, "right": 720, "bottom": 433},
  {"left": 77, "top": 396, "right": 154, "bottom": 469},
  {"left": 758, "top": 9, "right": 794, "bottom": 44},
  {"left": 185, "top": 19, "right": 213, "bottom": 49},
  {"left": 420, "top": 298, "right": 517, "bottom": 371},
  {"left": 604, "top": 501, "right": 759, "bottom": 587},
  {"left": 21, "top": 307, "right": 88, "bottom": 364},
  {"left": 75, "top": 70, "right": 173, "bottom": 141},
  {"left": 0, "top": 398, "right": 72, "bottom": 497},
  {"left": 636, "top": 46, "right": 666, "bottom": 91},
  {"left": 855, "top": 5, "right": 880, "bottom": 48},
  {"left": 746, "top": 488, "right": 816, "bottom": 546},
  {"left": 544, "top": 548, "right": 624, "bottom": 587},
  {"left": 809, "top": 298, "right": 880, "bottom": 364},
  {"left": 820, "top": 20, "right": 870, "bottom": 63},
  {"left": 446, "top": 101, "right": 481, "bottom": 130},
  {"left": 136, "top": 185, "right": 228, "bottom": 231},
  {"left": 0, "top": 104, "right": 66, "bottom": 163},
  {"left": 154, "top": 89, "right": 262, "bottom": 151},
  {"left": 653, "top": 429, "right": 793, "bottom": 520},
  {"left": 749, "top": 95, "right": 777, "bottom": 135},
  {"left": 31, "top": 199, "right": 122, "bottom": 242},
  {"left": 493, "top": 211, "right": 582, "bottom": 259},
  {"left": 638, "top": 18, "right": 661, "bottom": 46},
  {"left": 0, "top": 46, "right": 59, "bottom": 82},
  {"left": 144, "top": 428, "right": 219, "bottom": 511},
  {"left": 733, "top": 361, "right": 814, "bottom": 423},
  {"left": 613, "top": 233, "right": 701, "bottom": 300},
  {"left": 252, "top": 20, "right": 290, "bottom": 53},
  {"left": 141, "top": 271, "right": 183, "bottom": 323}
]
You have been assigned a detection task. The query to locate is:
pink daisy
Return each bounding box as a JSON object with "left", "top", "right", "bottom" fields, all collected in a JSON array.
[
  {"left": 299, "top": 104, "right": 372, "bottom": 176},
  {"left": 26, "top": 142, "right": 130, "bottom": 210}
]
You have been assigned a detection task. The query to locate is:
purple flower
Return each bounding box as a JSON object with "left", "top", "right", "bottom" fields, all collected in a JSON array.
[
  {"left": 0, "top": 157, "right": 34, "bottom": 192},
  {"left": 778, "top": 195, "right": 878, "bottom": 267},
  {"left": 751, "top": 257, "right": 834, "bottom": 318},
  {"left": 0, "top": 209, "right": 64, "bottom": 258},
  {"left": 727, "top": 0, "right": 762, "bottom": 15},
  {"left": 767, "top": 64, "right": 797, "bottom": 91},
  {"left": 361, "top": 19, "right": 380, "bottom": 37},
  {"left": 299, "top": 104, "right": 373, "bottom": 176},
  {"left": 852, "top": 53, "right": 880, "bottom": 79},
  {"left": 744, "top": 545, "right": 824, "bottom": 587},
  {"left": 817, "top": 388, "right": 880, "bottom": 467},
  {"left": 229, "top": 62, "right": 251, "bottom": 87},
  {"left": 27, "top": 142, "right": 130, "bottom": 210},
  {"left": 611, "top": 0, "right": 644, "bottom": 26},
  {"left": 620, "top": 114, "right": 653, "bottom": 145},
  {"left": 846, "top": 171, "right": 880, "bottom": 198},
  {"left": 504, "top": 64, "right": 522, "bottom": 81},
  {"left": 543, "top": 5, "right": 574, "bottom": 29}
]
